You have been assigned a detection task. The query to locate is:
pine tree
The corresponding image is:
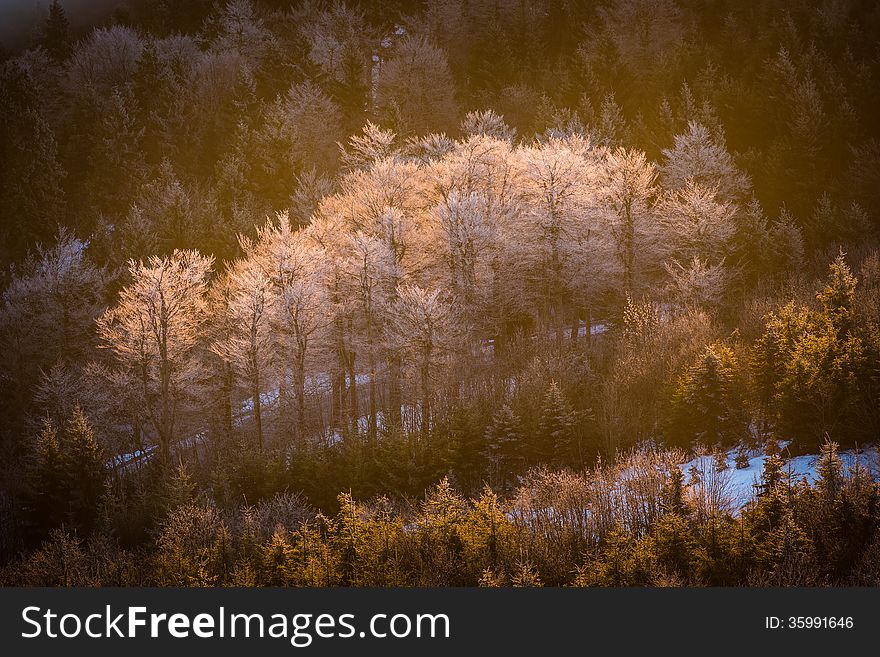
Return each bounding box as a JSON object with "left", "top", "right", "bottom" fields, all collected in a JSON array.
[
  {"left": 660, "top": 466, "right": 689, "bottom": 517},
  {"left": 23, "top": 420, "right": 67, "bottom": 540},
  {"left": 42, "top": 0, "right": 72, "bottom": 62},
  {"left": 648, "top": 512, "right": 697, "bottom": 581},
  {"left": 759, "top": 456, "right": 784, "bottom": 495},
  {"left": 445, "top": 404, "right": 482, "bottom": 493},
  {"left": 0, "top": 65, "right": 66, "bottom": 258},
  {"left": 23, "top": 409, "right": 106, "bottom": 540},
  {"left": 62, "top": 406, "right": 107, "bottom": 535},
  {"left": 817, "top": 252, "right": 857, "bottom": 334},
  {"left": 816, "top": 438, "right": 843, "bottom": 502},
  {"left": 536, "top": 382, "right": 576, "bottom": 466},
  {"left": 671, "top": 343, "right": 746, "bottom": 447},
  {"left": 482, "top": 404, "right": 523, "bottom": 488},
  {"left": 767, "top": 257, "right": 867, "bottom": 448}
]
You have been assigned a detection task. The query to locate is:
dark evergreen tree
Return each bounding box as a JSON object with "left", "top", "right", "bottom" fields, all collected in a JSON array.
[
  {"left": 815, "top": 439, "right": 843, "bottom": 503},
  {"left": 536, "top": 382, "right": 576, "bottom": 466},
  {"left": 482, "top": 404, "right": 523, "bottom": 489},
  {"left": 62, "top": 407, "right": 107, "bottom": 535},
  {"left": 0, "top": 63, "right": 66, "bottom": 260},
  {"left": 42, "top": 0, "right": 72, "bottom": 62},
  {"left": 22, "top": 420, "right": 67, "bottom": 541},
  {"left": 671, "top": 343, "right": 746, "bottom": 447},
  {"left": 660, "top": 467, "right": 689, "bottom": 517}
]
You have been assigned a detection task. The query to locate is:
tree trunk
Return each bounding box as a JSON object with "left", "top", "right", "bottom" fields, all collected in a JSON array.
[
  {"left": 388, "top": 353, "right": 403, "bottom": 430},
  {"left": 623, "top": 200, "right": 634, "bottom": 297},
  {"left": 348, "top": 348, "right": 358, "bottom": 436},
  {"left": 293, "top": 346, "right": 307, "bottom": 448},
  {"left": 421, "top": 345, "right": 431, "bottom": 440},
  {"left": 368, "top": 326, "right": 378, "bottom": 441},
  {"left": 252, "top": 380, "right": 263, "bottom": 451}
]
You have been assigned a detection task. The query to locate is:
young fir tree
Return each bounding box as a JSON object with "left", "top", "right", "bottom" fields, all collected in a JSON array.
[
  {"left": 62, "top": 406, "right": 107, "bottom": 535},
  {"left": 42, "top": 0, "right": 72, "bottom": 62},
  {"left": 23, "top": 409, "right": 106, "bottom": 540},
  {"left": 671, "top": 343, "right": 745, "bottom": 447},
  {"left": 23, "top": 420, "right": 67, "bottom": 540},
  {"left": 482, "top": 404, "right": 523, "bottom": 489},
  {"left": 660, "top": 466, "right": 689, "bottom": 517},
  {"left": 815, "top": 438, "right": 844, "bottom": 503},
  {"left": 750, "top": 439, "right": 788, "bottom": 533},
  {"left": 761, "top": 256, "right": 868, "bottom": 448},
  {"left": 816, "top": 252, "right": 857, "bottom": 335},
  {"left": 536, "top": 381, "right": 576, "bottom": 466}
]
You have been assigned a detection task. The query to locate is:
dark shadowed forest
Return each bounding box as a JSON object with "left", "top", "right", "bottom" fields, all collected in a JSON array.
[{"left": 1, "top": 0, "right": 880, "bottom": 586}]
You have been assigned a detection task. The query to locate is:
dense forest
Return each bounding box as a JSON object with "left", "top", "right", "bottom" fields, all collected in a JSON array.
[{"left": 1, "top": 0, "right": 879, "bottom": 586}]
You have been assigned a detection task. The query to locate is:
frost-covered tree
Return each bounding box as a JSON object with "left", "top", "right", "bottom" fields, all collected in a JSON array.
[
  {"left": 0, "top": 230, "right": 106, "bottom": 397},
  {"left": 424, "top": 135, "right": 523, "bottom": 340},
  {"left": 386, "top": 284, "right": 460, "bottom": 438},
  {"left": 514, "top": 137, "right": 604, "bottom": 341},
  {"left": 460, "top": 110, "right": 516, "bottom": 143},
  {"left": 302, "top": 2, "right": 372, "bottom": 119},
  {"left": 97, "top": 250, "right": 213, "bottom": 463},
  {"left": 209, "top": 0, "right": 277, "bottom": 69},
  {"left": 660, "top": 122, "right": 751, "bottom": 204},
  {"left": 339, "top": 122, "right": 398, "bottom": 171},
  {"left": 342, "top": 231, "right": 394, "bottom": 439},
  {"left": 66, "top": 26, "right": 144, "bottom": 94},
  {"left": 428, "top": 191, "right": 493, "bottom": 325},
  {"left": 658, "top": 181, "right": 736, "bottom": 263},
  {"left": 211, "top": 254, "right": 274, "bottom": 450},
  {"left": 117, "top": 159, "right": 201, "bottom": 260},
  {"left": 318, "top": 158, "right": 428, "bottom": 428},
  {"left": 599, "top": 147, "right": 659, "bottom": 298},
  {"left": 252, "top": 81, "right": 343, "bottom": 206},
  {"left": 253, "top": 214, "right": 329, "bottom": 444},
  {"left": 665, "top": 256, "right": 728, "bottom": 310}
]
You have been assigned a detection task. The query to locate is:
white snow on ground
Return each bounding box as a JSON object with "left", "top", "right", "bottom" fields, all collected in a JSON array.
[
  {"left": 237, "top": 388, "right": 281, "bottom": 414},
  {"left": 110, "top": 445, "right": 156, "bottom": 468},
  {"left": 562, "top": 322, "right": 609, "bottom": 340},
  {"left": 681, "top": 443, "right": 879, "bottom": 509}
]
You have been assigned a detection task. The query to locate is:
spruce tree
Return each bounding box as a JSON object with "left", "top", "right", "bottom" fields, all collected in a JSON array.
[
  {"left": 446, "top": 405, "right": 482, "bottom": 493},
  {"left": 536, "top": 382, "right": 576, "bottom": 466},
  {"left": 23, "top": 420, "right": 67, "bottom": 540},
  {"left": 816, "top": 438, "right": 843, "bottom": 503},
  {"left": 62, "top": 406, "right": 107, "bottom": 535},
  {"left": 482, "top": 404, "right": 523, "bottom": 488},
  {"left": 817, "top": 253, "right": 857, "bottom": 332},
  {"left": 661, "top": 467, "right": 689, "bottom": 517},
  {"left": 672, "top": 343, "right": 745, "bottom": 447},
  {"left": 42, "top": 0, "right": 72, "bottom": 62}
]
